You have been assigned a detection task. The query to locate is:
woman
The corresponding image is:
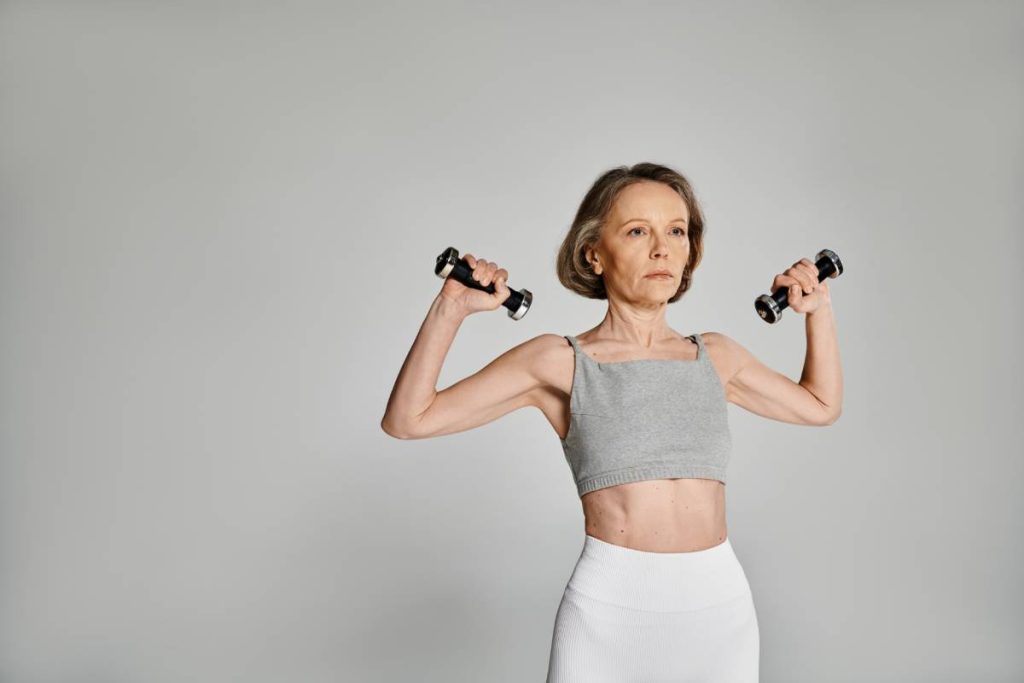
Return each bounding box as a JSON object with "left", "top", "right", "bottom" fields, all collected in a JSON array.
[{"left": 381, "top": 162, "right": 842, "bottom": 682}]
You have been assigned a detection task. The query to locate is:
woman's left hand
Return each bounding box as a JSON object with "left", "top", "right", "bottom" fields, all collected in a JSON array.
[{"left": 771, "top": 257, "right": 836, "bottom": 315}]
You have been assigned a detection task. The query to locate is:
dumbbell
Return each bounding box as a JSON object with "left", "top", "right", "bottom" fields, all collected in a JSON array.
[
  {"left": 754, "top": 248, "right": 844, "bottom": 324},
  {"left": 434, "top": 246, "right": 533, "bottom": 320}
]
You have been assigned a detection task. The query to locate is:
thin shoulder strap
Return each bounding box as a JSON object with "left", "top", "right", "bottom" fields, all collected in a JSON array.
[
  {"left": 563, "top": 335, "right": 588, "bottom": 413},
  {"left": 689, "top": 333, "right": 705, "bottom": 360},
  {"left": 564, "top": 335, "right": 585, "bottom": 365},
  {"left": 565, "top": 335, "right": 596, "bottom": 366}
]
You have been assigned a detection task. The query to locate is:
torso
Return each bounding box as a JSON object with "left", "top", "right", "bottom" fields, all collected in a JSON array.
[{"left": 532, "top": 331, "right": 730, "bottom": 553}]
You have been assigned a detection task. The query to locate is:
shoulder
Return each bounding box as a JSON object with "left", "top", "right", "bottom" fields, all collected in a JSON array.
[
  {"left": 525, "top": 333, "right": 572, "bottom": 356},
  {"left": 698, "top": 331, "right": 738, "bottom": 353},
  {"left": 495, "top": 334, "right": 568, "bottom": 366},
  {"left": 699, "top": 331, "right": 748, "bottom": 354},
  {"left": 696, "top": 331, "right": 752, "bottom": 384},
  {"left": 505, "top": 333, "right": 571, "bottom": 377},
  {"left": 475, "top": 334, "right": 568, "bottom": 380},
  {"left": 521, "top": 334, "right": 575, "bottom": 393}
]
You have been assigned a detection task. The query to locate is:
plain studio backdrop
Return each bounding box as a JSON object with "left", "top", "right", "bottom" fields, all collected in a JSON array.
[{"left": 1, "top": 1, "right": 1022, "bottom": 681}]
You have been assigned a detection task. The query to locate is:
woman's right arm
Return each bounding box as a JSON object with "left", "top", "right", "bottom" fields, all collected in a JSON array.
[
  {"left": 380, "top": 293, "right": 552, "bottom": 439},
  {"left": 380, "top": 293, "right": 469, "bottom": 438},
  {"left": 380, "top": 255, "right": 552, "bottom": 440}
]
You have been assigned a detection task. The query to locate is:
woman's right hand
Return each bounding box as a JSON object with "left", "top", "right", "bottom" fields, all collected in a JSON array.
[{"left": 438, "top": 253, "right": 511, "bottom": 316}]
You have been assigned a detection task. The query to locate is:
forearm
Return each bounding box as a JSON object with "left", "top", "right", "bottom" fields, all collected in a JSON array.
[
  {"left": 381, "top": 294, "right": 467, "bottom": 434},
  {"left": 799, "top": 303, "right": 843, "bottom": 418}
]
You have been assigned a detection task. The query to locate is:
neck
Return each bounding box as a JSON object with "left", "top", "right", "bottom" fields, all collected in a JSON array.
[{"left": 591, "top": 302, "right": 677, "bottom": 348}]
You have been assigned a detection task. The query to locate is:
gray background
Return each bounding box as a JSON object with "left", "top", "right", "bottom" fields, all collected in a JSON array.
[{"left": 2, "top": 1, "right": 1021, "bottom": 681}]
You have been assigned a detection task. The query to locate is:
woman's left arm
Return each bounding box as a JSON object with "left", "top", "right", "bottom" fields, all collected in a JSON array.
[{"left": 711, "top": 258, "right": 843, "bottom": 426}]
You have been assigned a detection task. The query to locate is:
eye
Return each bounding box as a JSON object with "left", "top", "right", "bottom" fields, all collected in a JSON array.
[{"left": 629, "top": 226, "right": 687, "bottom": 237}]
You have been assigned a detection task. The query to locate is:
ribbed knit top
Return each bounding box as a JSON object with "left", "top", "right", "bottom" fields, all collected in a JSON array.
[{"left": 559, "top": 333, "right": 732, "bottom": 497}]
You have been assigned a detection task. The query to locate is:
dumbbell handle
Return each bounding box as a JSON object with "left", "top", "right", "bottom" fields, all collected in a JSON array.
[
  {"left": 754, "top": 248, "right": 843, "bottom": 324},
  {"left": 434, "top": 246, "right": 533, "bottom": 320}
]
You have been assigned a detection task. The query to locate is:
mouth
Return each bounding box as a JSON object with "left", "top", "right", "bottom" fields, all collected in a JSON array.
[{"left": 645, "top": 272, "right": 674, "bottom": 279}]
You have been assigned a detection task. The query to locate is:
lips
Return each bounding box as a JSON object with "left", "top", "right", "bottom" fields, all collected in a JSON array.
[{"left": 645, "top": 271, "right": 673, "bottom": 278}]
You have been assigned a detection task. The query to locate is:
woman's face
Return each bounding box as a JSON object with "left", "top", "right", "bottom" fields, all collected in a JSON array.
[{"left": 587, "top": 181, "right": 691, "bottom": 303}]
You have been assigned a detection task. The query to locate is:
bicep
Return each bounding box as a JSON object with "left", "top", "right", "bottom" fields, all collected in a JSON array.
[
  {"left": 403, "top": 334, "right": 551, "bottom": 439},
  {"left": 713, "top": 332, "right": 832, "bottom": 426}
]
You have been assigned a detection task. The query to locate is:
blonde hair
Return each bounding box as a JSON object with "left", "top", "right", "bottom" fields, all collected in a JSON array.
[{"left": 556, "top": 162, "right": 706, "bottom": 303}]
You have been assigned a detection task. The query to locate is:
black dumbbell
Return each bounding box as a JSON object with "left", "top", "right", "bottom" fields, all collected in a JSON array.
[
  {"left": 755, "top": 249, "right": 844, "bottom": 324},
  {"left": 434, "top": 246, "right": 533, "bottom": 320}
]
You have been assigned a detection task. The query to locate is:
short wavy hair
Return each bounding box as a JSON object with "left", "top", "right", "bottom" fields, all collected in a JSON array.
[{"left": 556, "top": 162, "right": 706, "bottom": 303}]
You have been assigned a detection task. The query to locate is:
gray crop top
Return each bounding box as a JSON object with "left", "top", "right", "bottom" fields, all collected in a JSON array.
[{"left": 559, "top": 333, "right": 732, "bottom": 497}]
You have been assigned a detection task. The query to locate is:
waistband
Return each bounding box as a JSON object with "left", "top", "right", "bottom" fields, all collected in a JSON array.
[{"left": 565, "top": 534, "right": 752, "bottom": 612}]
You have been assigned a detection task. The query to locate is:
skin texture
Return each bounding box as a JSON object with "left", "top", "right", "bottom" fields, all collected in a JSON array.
[{"left": 383, "top": 180, "right": 842, "bottom": 553}]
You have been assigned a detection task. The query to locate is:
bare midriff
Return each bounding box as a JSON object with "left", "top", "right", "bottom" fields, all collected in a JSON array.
[{"left": 580, "top": 477, "right": 727, "bottom": 553}]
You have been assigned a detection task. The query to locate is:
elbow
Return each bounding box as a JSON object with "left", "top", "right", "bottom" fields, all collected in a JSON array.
[
  {"left": 381, "top": 415, "right": 412, "bottom": 439},
  {"left": 821, "top": 408, "right": 841, "bottom": 426},
  {"left": 804, "top": 401, "right": 841, "bottom": 426},
  {"left": 381, "top": 415, "right": 423, "bottom": 440}
]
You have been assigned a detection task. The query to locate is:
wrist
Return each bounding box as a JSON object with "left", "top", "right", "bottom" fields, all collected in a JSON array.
[
  {"left": 807, "top": 302, "right": 833, "bottom": 318},
  {"left": 433, "top": 293, "right": 470, "bottom": 323}
]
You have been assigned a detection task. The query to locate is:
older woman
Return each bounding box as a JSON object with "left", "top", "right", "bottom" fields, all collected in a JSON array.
[{"left": 381, "top": 162, "right": 842, "bottom": 682}]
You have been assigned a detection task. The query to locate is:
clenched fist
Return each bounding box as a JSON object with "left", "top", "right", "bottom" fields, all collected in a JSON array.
[
  {"left": 771, "top": 257, "right": 836, "bottom": 315},
  {"left": 439, "top": 253, "right": 512, "bottom": 316}
]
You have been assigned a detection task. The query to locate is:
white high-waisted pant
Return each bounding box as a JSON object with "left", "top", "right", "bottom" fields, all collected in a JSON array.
[{"left": 546, "top": 534, "right": 759, "bottom": 682}]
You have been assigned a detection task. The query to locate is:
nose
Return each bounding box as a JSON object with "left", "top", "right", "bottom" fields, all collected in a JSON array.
[{"left": 651, "top": 232, "right": 670, "bottom": 258}]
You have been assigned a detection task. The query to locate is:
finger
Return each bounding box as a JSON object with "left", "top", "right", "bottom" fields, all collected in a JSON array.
[
  {"left": 780, "top": 269, "right": 804, "bottom": 295},
  {"left": 800, "top": 260, "right": 820, "bottom": 289},
  {"left": 773, "top": 274, "right": 799, "bottom": 290},
  {"left": 801, "top": 271, "right": 816, "bottom": 294},
  {"left": 473, "top": 258, "right": 489, "bottom": 282},
  {"left": 494, "top": 273, "right": 510, "bottom": 298},
  {"left": 788, "top": 266, "right": 814, "bottom": 294},
  {"left": 481, "top": 262, "right": 498, "bottom": 287},
  {"left": 465, "top": 253, "right": 476, "bottom": 268},
  {"left": 789, "top": 282, "right": 803, "bottom": 304}
]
